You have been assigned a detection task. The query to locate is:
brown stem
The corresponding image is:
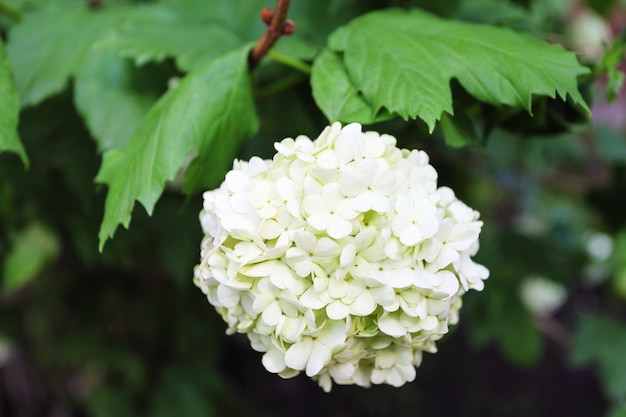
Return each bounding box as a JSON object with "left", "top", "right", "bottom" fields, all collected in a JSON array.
[
  {"left": 249, "top": 0, "right": 293, "bottom": 70},
  {"left": 535, "top": 315, "right": 572, "bottom": 349}
]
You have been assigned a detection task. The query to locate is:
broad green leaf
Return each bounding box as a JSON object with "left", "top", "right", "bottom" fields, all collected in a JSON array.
[
  {"left": 3, "top": 222, "right": 59, "bottom": 293},
  {"left": 6, "top": 6, "right": 116, "bottom": 107},
  {"left": 455, "top": 0, "right": 533, "bottom": 28},
  {"left": 572, "top": 314, "right": 626, "bottom": 401},
  {"left": 159, "top": 0, "right": 267, "bottom": 40},
  {"left": 96, "top": 46, "right": 259, "bottom": 250},
  {"left": 74, "top": 49, "right": 161, "bottom": 151},
  {"left": 320, "top": 9, "right": 590, "bottom": 131},
  {"left": 0, "top": 38, "right": 27, "bottom": 166},
  {"left": 98, "top": 4, "right": 243, "bottom": 71},
  {"left": 311, "top": 49, "right": 380, "bottom": 124}
]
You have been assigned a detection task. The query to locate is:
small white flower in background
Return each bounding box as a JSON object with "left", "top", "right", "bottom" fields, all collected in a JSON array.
[
  {"left": 520, "top": 275, "right": 567, "bottom": 316},
  {"left": 194, "top": 122, "right": 489, "bottom": 391}
]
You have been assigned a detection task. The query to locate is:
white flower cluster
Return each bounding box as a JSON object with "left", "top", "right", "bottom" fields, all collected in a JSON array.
[{"left": 194, "top": 123, "right": 488, "bottom": 391}]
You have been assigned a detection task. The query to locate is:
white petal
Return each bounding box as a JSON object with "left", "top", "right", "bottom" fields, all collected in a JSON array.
[
  {"left": 378, "top": 314, "right": 407, "bottom": 337},
  {"left": 384, "top": 268, "right": 414, "bottom": 288},
  {"left": 364, "top": 137, "right": 386, "bottom": 158},
  {"left": 399, "top": 226, "right": 423, "bottom": 246},
  {"left": 277, "top": 316, "right": 306, "bottom": 343},
  {"left": 371, "top": 193, "right": 391, "bottom": 213},
  {"left": 216, "top": 285, "right": 239, "bottom": 308},
  {"left": 284, "top": 339, "right": 313, "bottom": 371},
  {"left": 386, "top": 367, "right": 406, "bottom": 387},
  {"left": 321, "top": 320, "right": 348, "bottom": 347},
  {"left": 340, "top": 244, "right": 357, "bottom": 268},
  {"left": 260, "top": 219, "right": 282, "bottom": 240},
  {"left": 340, "top": 170, "right": 368, "bottom": 197},
  {"left": 329, "top": 362, "right": 355, "bottom": 380},
  {"left": 262, "top": 301, "right": 283, "bottom": 326},
  {"left": 225, "top": 170, "right": 250, "bottom": 192},
  {"left": 351, "top": 292, "right": 376, "bottom": 316},
  {"left": 307, "top": 214, "right": 330, "bottom": 231},
  {"left": 371, "top": 285, "right": 396, "bottom": 307},
  {"left": 299, "top": 287, "right": 327, "bottom": 309},
  {"left": 293, "top": 259, "right": 313, "bottom": 278},
  {"left": 293, "top": 231, "right": 317, "bottom": 252},
  {"left": 306, "top": 343, "right": 331, "bottom": 377},
  {"left": 316, "top": 237, "right": 341, "bottom": 257},
  {"left": 375, "top": 349, "right": 397, "bottom": 369},
  {"left": 435, "top": 270, "right": 460, "bottom": 297},
  {"left": 258, "top": 204, "right": 277, "bottom": 219},
  {"left": 422, "top": 315, "right": 440, "bottom": 331},
  {"left": 326, "top": 301, "right": 351, "bottom": 320},
  {"left": 252, "top": 292, "right": 275, "bottom": 313},
  {"left": 437, "top": 246, "right": 460, "bottom": 269},
  {"left": 327, "top": 216, "right": 352, "bottom": 239},
  {"left": 418, "top": 216, "right": 439, "bottom": 239},
  {"left": 262, "top": 349, "right": 286, "bottom": 373},
  {"left": 283, "top": 273, "right": 307, "bottom": 296},
  {"left": 328, "top": 279, "right": 349, "bottom": 299},
  {"left": 352, "top": 192, "right": 374, "bottom": 212}
]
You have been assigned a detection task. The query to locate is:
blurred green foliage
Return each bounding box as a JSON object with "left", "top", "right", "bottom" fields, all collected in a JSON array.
[{"left": 0, "top": 0, "right": 625, "bottom": 416}]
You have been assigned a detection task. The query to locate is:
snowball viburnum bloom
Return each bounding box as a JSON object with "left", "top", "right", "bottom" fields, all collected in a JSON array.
[{"left": 194, "top": 122, "right": 489, "bottom": 391}]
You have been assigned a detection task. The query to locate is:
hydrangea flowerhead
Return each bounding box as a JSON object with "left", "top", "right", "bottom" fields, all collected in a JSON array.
[{"left": 194, "top": 122, "right": 488, "bottom": 391}]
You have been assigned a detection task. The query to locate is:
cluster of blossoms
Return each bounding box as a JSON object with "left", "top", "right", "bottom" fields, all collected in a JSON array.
[{"left": 194, "top": 123, "right": 488, "bottom": 391}]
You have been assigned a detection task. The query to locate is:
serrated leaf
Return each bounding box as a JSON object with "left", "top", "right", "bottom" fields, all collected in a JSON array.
[
  {"left": 311, "top": 49, "right": 380, "bottom": 124},
  {"left": 98, "top": 4, "right": 243, "bottom": 71},
  {"left": 74, "top": 49, "right": 160, "bottom": 151},
  {"left": 0, "top": 38, "right": 27, "bottom": 166},
  {"left": 322, "top": 8, "right": 590, "bottom": 132},
  {"left": 6, "top": 6, "right": 117, "bottom": 107},
  {"left": 96, "top": 46, "right": 258, "bottom": 250}
]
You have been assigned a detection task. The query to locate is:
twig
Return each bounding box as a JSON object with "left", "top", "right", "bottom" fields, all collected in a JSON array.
[
  {"left": 249, "top": 0, "right": 294, "bottom": 70},
  {"left": 535, "top": 315, "right": 573, "bottom": 349}
]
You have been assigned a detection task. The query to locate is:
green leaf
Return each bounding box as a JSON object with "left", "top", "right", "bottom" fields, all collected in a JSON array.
[
  {"left": 607, "top": 67, "right": 625, "bottom": 103},
  {"left": 74, "top": 49, "right": 161, "bottom": 151},
  {"left": 587, "top": 0, "right": 618, "bottom": 16},
  {"left": 608, "top": 406, "right": 626, "bottom": 417},
  {"left": 96, "top": 46, "right": 259, "bottom": 250},
  {"left": 311, "top": 49, "right": 381, "bottom": 124},
  {"left": 321, "top": 8, "right": 590, "bottom": 132},
  {"left": 440, "top": 111, "right": 482, "bottom": 148},
  {"left": 99, "top": 4, "right": 243, "bottom": 71},
  {"left": 593, "top": 124, "right": 626, "bottom": 164},
  {"left": 597, "top": 31, "right": 626, "bottom": 102},
  {"left": 2, "top": 222, "right": 59, "bottom": 293},
  {"left": 500, "top": 302, "right": 542, "bottom": 366},
  {"left": 0, "top": 38, "right": 27, "bottom": 166},
  {"left": 6, "top": 6, "right": 117, "bottom": 107},
  {"left": 572, "top": 314, "right": 626, "bottom": 401},
  {"left": 149, "top": 364, "right": 219, "bottom": 417}
]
